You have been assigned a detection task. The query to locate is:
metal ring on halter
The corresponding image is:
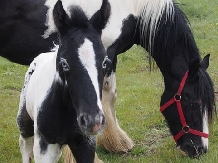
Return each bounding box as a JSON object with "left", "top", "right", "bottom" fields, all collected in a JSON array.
[
  {"left": 174, "top": 94, "right": 181, "bottom": 101},
  {"left": 102, "top": 56, "right": 109, "bottom": 69},
  {"left": 182, "top": 126, "right": 190, "bottom": 133}
]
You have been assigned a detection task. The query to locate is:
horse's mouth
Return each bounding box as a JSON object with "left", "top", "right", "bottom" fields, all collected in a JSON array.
[
  {"left": 81, "top": 122, "right": 104, "bottom": 136},
  {"left": 177, "top": 145, "right": 207, "bottom": 158},
  {"left": 92, "top": 122, "right": 102, "bottom": 133},
  {"left": 177, "top": 146, "right": 187, "bottom": 156}
]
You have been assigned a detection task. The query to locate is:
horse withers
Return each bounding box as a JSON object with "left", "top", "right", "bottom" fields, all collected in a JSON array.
[{"left": 16, "top": 0, "right": 110, "bottom": 162}]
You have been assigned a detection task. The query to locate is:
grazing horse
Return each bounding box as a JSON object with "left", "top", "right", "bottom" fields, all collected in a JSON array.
[
  {"left": 0, "top": 0, "right": 216, "bottom": 160},
  {"left": 106, "top": 1, "right": 216, "bottom": 158},
  {"left": 56, "top": 0, "right": 216, "bottom": 159},
  {"left": 16, "top": 0, "right": 110, "bottom": 162}
]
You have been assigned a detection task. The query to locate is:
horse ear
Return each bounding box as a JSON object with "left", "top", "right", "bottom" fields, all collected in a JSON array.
[
  {"left": 53, "top": 0, "right": 70, "bottom": 34},
  {"left": 90, "top": 0, "right": 111, "bottom": 34},
  {"left": 200, "top": 54, "right": 210, "bottom": 70}
]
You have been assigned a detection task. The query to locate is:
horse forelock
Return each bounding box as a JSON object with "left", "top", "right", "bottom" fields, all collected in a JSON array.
[{"left": 67, "top": 6, "right": 89, "bottom": 28}]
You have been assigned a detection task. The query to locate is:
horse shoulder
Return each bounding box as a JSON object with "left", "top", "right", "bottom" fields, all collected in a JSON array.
[{"left": 102, "top": 0, "right": 138, "bottom": 47}]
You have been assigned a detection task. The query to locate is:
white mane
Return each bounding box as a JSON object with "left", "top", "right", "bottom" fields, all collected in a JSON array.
[
  {"left": 136, "top": 0, "right": 174, "bottom": 53},
  {"left": 42, "top": 0, "right": 175, "bottom": 50}
]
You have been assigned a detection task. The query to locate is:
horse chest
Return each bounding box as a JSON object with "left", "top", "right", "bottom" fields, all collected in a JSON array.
[{"left": 36, "top": 81, "right": 79, "bottom": 144}]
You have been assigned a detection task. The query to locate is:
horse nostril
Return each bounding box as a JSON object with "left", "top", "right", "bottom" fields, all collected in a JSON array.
[
  {"left": 78, "top": 112, "right": 105, "bottom": 134},
  {"left": 197, "top": 146, "right": 207, "bottom": 155},
  {"left": 79, "top": 114, "right": 88, "bottom": 128}
]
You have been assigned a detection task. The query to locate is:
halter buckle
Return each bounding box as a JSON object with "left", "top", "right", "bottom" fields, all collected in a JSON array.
[
  {"left": 174, "top": 94, "right": 181, "bottom": 101},
  {"left": 182, "top": 126, "right": 190, "bottom": 133}
]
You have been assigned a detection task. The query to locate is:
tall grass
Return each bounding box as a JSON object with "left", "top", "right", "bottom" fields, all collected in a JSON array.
[{"left": 0, "top": 0, "right": 217, "bottom": 162}]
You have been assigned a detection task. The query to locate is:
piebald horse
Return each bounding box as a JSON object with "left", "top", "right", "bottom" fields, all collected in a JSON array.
[
  {"left": 17, "top": 0, "right": 110, "bottom": 162},
  {"left": 0, "top": 0, "right": 215, "bottom": 161}
]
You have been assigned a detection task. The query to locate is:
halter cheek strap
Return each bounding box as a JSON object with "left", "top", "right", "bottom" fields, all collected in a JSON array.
[{"left": 160, "top": 71, "right": 209, "bottom": 142}]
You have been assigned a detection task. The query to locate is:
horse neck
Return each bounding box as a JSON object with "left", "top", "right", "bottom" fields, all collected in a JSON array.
[{"left": 137, "top": 3, "right": 201, "bottom": 81}]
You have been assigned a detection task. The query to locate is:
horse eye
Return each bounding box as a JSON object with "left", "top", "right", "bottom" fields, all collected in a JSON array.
[
  {"left": 60, "top": 58, "right": 70, "bottom": 71},
  {"left": 190, "top": 103, "right": 200, "bottom": 109}
]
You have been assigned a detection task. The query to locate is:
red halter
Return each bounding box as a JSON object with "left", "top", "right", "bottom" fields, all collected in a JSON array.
[{"left": 160, "top": 71, "right": 209, "bottom": 142}]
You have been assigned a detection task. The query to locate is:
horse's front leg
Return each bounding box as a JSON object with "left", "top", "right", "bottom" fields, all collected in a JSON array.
[
  {"left": 19, "top": 135, "right": 34, "bottom": 163},
  {"left": 97, "top": 71, "right": 134, "bottom": 153},
  {"left": 97, "top": 15, "right": 137, "bottom": 153},
  {"left": 33, "top": 134, "right": 62, "bottom": 163},
  {"left": 17, "top": 97, "right": 34, "bottom": 163},
  {"left": 68, "top": 136, "right": 96, "bottom": 163},
  {"left": 63, "top": 146, "right": 103, "bottom": 163}
]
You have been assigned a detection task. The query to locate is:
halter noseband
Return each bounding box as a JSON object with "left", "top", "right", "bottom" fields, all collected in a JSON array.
[{"left": 160, "top": 71, "right": 209, "bottom": 142}]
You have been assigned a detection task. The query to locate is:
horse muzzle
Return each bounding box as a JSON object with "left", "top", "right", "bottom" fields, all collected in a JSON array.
[
  {"left": 177, "top": 143, "right": 208, "bottom": 158},
  {"left": 78, "top": 111, "right": 105, "bottom": 135}
]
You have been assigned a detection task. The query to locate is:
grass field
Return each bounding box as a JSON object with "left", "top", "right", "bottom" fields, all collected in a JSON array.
[{"left": 0, "top": 0, "right": 217, "bottom": 162}]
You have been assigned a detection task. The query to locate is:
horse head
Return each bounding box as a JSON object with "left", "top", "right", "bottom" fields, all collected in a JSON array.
[
  {"left": 160, "top": 54, "right": 216, "bottom": 157},
  {"left": 53, "top": 0, "right": 111, "bottom": 135}
]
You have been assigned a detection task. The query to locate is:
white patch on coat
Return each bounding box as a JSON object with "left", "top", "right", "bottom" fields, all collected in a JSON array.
[
  {"left": 101, "top": 0, "right": 138, "bottom": 47},
  {"left": 201, "top": 111, "right": 209, "bottom": 149},
  {"left": 25, "top": 50, "right": 58, "bottom": 121},
  {"left": 78, "top": 38, "right": 103, "bottom": 111},
  {"left": 19, "top": 136, "right": 34, "bottom": 162},
  {"left": 43, "top": 0, "right": 139, "bottom": 48},
  {"left": 43, "top": 0, "right": 102, "bottom": 38},
  {"left": 33, "top": 134, "right": 61, "bottom": 162}
]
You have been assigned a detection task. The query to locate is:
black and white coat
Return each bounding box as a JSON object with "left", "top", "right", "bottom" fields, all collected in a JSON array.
[{"left": 17, "top": 0, "right": 110, "bottom": 162}]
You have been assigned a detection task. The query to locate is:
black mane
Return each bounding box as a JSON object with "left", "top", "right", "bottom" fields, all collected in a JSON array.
[
  {"left": 151, "top": 4, "right": 216, "bottom": 120},
  {"left": 198, "top": 68, "right": 216, "bottom": 122},
  {"left": 150, "top": 4, "right": 201, "bottom": 72}
]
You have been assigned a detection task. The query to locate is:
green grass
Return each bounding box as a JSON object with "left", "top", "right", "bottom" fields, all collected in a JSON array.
[
  {"left": 0, "top": 60, "right": 27, "bottom": 163},
  {"left": 0, "top": 0, "right": 218, "bottom": 162}
]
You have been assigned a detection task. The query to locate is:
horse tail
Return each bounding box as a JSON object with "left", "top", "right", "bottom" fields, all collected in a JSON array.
[{"left": 137, "top": 0, "right": 174, "bottom": 55}]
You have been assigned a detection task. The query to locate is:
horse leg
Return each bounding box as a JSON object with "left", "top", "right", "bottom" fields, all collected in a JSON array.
[
  {"left": 17, "top": 96, "right": 34, "bottom": 163},
  {"left": 96, "top": 72, "right": 134, "bottom": 153},
  {"left": 63, "top": 145, "right": 103, "bottom": 163},
  {"left": 19, "top": 135, "right": 34, "bottom": 163},
  {"left": 96, "top": 15, "right": 138, "bottom": 153},
  {"left": 33, "top": 134, "right": 61, "bottom": 163},
  {"left": 67, "top": 136, "right": 96, "bottom": 163}
]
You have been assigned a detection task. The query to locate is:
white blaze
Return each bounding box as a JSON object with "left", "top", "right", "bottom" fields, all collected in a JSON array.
[
  {"left": 78, "top": 38, "right": 103, "bottom": 111},
  {"left": 202, "top": 110, "right": 209, "bottom": 149}
]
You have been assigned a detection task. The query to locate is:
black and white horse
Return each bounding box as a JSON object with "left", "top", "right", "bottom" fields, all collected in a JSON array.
[
  {"left": 1, "top": 0, "right": 216, "bottom": 158},
  {"left": 16, "top": 0, "right": 110, "bottom": 162}
]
